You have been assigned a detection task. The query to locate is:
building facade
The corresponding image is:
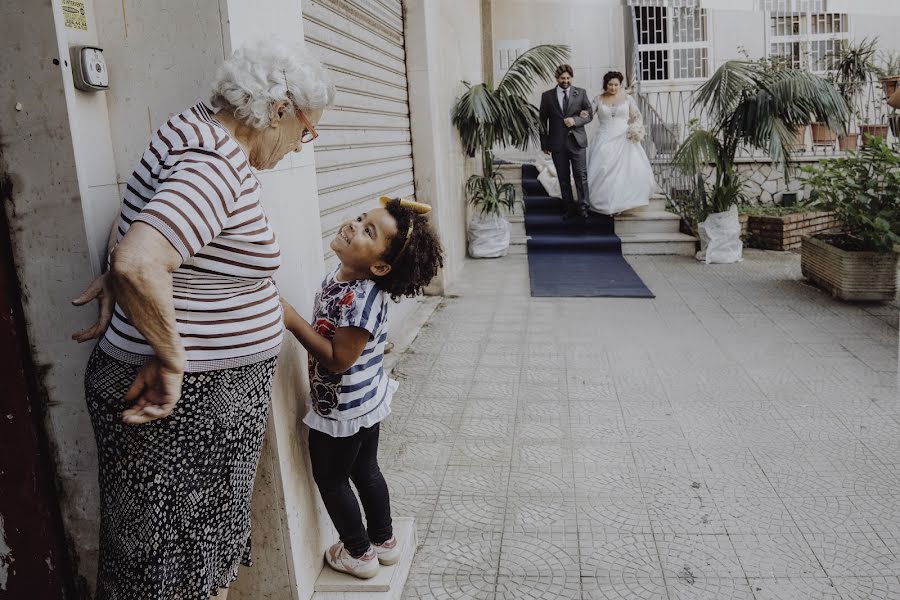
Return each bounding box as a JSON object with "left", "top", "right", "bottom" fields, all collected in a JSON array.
[{"left": 1, "top": 0, "right": 480, "bottom": 597}]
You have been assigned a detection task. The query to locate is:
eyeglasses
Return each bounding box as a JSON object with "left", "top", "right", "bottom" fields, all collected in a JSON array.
[{"left": 282, "top": 70, "right": 319, "bottom": 144}]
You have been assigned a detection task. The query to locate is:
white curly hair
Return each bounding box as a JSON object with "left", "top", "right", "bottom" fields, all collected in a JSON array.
[{"left": 210, "top": 38, "right": 335, "bottom": 129}]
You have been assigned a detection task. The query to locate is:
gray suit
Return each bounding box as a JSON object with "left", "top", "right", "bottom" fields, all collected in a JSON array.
[{"left": 539, "top": 86, "right": 593, "bottom": 211}]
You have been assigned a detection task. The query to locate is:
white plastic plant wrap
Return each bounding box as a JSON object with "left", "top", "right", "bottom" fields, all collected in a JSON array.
[
  {"left": 696, "top": 205, "right": 743, "bottom": 264},
  {"left": 536, "top": 159, "right": 562, "bottom": 198},
  {"left": 468, "top": 213, "right": 511, "bottom": 258}
]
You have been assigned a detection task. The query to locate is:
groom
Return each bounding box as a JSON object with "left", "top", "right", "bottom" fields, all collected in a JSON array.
[{"left": 539, "top": 64, "right": 593, "bottom": 220}]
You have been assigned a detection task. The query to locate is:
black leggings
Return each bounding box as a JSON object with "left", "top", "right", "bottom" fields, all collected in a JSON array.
[{"left": 308, "top": 423, "right": 393, "bottom": 558}]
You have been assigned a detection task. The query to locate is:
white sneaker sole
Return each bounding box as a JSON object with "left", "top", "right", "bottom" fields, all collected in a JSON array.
[
  {"left": 376, "top": 547, "right": 401, "bottom": 566},
  {"left": 324, "top": 550, "right": 379, "bottom": 579}
]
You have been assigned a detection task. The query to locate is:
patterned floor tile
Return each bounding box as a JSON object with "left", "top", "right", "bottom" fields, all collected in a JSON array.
[
  {"left": 580, "top": 576, "right": 667, "bottom": 600},
  {"left": 428, "top": 493, "right": 507, "bottom": 535},
  {"left": 832, "top": 576, "right": 900, "bottom": 600},
  {"left": 665, "top": 577, "right": 755, "bottom": 600},
  {"left": 646, "top": 495, "right": 727, "bottom": 535},
  {"left": 495, "top": 575, "right": 581, "bottom": 600},
  {"left": 499, "top": 529, "right": 580, "bottom": 579},
  {"left": 805, "top": 531, "right": 900, "bottom": 577},
  {"left": 655, "top": 534, "right": 744, "bottom": 579},
  {"left": 398, "top": 255, "right": 899, "bottom": 598},
  {"left": 747, "top": 576, "right": 842, "bottom": 599},
  {"left": 730, "top": 533, "right": 825, "bottom": 578},
  {"left": 578, "top": 533, "right": 665, "bottom": 580}
]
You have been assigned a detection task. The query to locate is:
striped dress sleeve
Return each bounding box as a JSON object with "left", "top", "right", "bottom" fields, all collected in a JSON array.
[{"left": 134, "top": 149, "right": 243, "bottom": 261}]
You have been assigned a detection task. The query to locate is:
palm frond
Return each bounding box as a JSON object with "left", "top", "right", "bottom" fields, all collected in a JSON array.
[
  {"left": 451, "top": 82, "right": 502, "bottom": 156},
  {"left": 497, "top": 45, "right": 570, "bottom": 99},
  {"left": 673, "top": 129, "right": 723, "bottom": 175},
  {"left": 692, "top": 60, "right": 757, "bottom": 123}
]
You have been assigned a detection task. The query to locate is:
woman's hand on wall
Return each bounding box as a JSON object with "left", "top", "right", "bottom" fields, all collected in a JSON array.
[{"left": 71, "top": 272, "right": 115, "bottom": 342}]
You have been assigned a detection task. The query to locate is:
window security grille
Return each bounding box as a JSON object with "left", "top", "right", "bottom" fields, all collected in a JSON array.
[
  {"left": 635, "top": 6, "right": 709, "bottom": 81},
  {"left": 767, "top": 10, "right": 848, "bottom": 73}
]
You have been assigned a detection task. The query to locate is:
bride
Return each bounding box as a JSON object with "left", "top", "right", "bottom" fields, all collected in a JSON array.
[{"left": 582, "top": 71, "right": 656, "bottom": 215}]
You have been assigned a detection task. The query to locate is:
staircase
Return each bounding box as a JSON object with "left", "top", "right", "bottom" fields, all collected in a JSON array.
[{"left": 499, "top": 163, "right": 697, "bottom": 256}]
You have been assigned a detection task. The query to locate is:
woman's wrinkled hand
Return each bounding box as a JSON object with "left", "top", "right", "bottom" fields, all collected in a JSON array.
[
  {"left": 579, "top": 110, "right": 589, "bottom": 119},
  {"left": 122, "top": 358, "right": 184, "bottom": 424},
  {"left": 71, "top": 272, "right": 115, "bottom": 343}
]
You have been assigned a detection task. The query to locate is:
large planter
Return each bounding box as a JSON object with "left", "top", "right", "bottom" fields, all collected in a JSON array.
[
  {"left": 746, "top": 211, "right": 840, "bottom": 251},
  {"left": 801, "top": 235, "right": 898, "bottom": 301},
  {"left": 838, "top": 133, "right": 859, "bottom": 152},
  {"left": 810, "top": 122, "right": 837, "bottom": 146}
]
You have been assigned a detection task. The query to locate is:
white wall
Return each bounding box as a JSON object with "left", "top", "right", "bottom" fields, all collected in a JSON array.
[
  {"left": 406, "top": 0, "right": 485, "bottom": 290},
  {"left": 491, "top": 0, "right": 626, "bottom": 106}
]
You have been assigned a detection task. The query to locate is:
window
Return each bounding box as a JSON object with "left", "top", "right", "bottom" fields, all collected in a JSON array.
[
  {"left": 767, "top": 11, "right": 849, "bottom": 73},
  {"left": 635, "top": 6, "right": 710, "bottom": 82}
]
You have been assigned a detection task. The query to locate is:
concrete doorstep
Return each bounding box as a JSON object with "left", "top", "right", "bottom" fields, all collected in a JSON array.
[{"left": 312, "top": 517, "right": 417, "bottom": 599}]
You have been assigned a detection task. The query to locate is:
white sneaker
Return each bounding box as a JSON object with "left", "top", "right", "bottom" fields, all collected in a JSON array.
[
  {"left": 324, "top": 542, "right": 379, "bottom": 579},
  {"left": 373, "top": 536, "right": 401, "bottom": 565}
]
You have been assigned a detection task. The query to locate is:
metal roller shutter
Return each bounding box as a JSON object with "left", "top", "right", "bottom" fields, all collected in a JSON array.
[{"left": 303, "top": 0, "right": 415, "bottom": 265}]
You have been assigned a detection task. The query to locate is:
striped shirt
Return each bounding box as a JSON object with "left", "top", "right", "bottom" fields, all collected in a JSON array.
[
  {"left": 99, "top": 102, "right": 283, "bottom": 372},
  {"left": 303, "top": 268, "right": 396, "bottom": 437}
]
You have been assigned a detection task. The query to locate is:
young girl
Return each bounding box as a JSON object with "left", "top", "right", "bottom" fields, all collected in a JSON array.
[{"left": 281, "top": 196, "right": 443, "bottom": 579}]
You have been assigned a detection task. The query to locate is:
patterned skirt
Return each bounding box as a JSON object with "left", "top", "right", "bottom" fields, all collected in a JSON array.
[{"left": 84, "top": 346, "right": 277, "bottom": 600}]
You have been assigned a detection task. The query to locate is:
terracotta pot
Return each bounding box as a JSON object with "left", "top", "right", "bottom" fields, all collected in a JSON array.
[
  {"left": 837, "top": 133, "right": 859, "bottom": 152},
  {"left": 810, "top": 122, "right": 837, "bottom": 146},
  {"left": 859, "top": 124, "right": 889, "bottom": 145},
  {"left": 880, "top": 76, "right": 900, "bottom": 102},
  {"left": 790, "top": 127, "right": 807, "bottom": 150}
]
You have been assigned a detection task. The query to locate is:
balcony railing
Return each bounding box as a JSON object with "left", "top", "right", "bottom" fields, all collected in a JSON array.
[{"left": 636, "top": 76, "right": 899, "bottom": 209}]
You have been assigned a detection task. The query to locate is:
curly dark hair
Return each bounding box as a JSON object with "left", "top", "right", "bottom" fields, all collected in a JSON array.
[
  {"left": 374, "top": 199, "right": 444, "bottom": 301},
  {"left": 555, "top": 64, "right": 574, "bottom": 78},
  {"left": 603, "top": 71, "right": 625, "bottom": 90}
]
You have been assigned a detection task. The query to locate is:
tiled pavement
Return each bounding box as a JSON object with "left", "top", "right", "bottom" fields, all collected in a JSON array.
[{"left": 385, "top": 251, "right": 900, "bottom": 600}]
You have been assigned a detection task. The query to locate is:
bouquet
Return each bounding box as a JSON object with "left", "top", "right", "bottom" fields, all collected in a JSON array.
[{"left": 626, "top": 122, "right": 645, "bottom": 143}]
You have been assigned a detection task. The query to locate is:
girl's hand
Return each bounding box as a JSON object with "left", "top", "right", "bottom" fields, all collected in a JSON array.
[
  {"left": 579, "top": 110, "right": 589, "bottom": 119},
  {"left": 280, "top": 296, "right": 303, "bottom": 332}
]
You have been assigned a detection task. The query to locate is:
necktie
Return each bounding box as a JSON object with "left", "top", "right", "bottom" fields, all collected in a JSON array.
[{"left": 563, "top": 90, "right": 569, "bottom": 114}]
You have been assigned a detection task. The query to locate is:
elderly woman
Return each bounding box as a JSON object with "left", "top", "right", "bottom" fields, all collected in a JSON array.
[{"left": 72, "top": 40, "right": 333, "bottom": 599}]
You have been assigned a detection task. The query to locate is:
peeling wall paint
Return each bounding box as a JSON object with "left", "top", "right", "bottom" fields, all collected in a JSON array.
[{"left": 0, "top": 516, "right": 12, "bottom": 591}]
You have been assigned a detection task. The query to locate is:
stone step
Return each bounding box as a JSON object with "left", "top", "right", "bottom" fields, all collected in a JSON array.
[
  {"left": 627, "top": 195, "right": 668, "bottom": 212},
  {"left": 619, "top": 232, "right": 698, "bottom": 256},
  {"left": 614, "top": 210, "right": 682, "bottom": 235},
  {"left": 312, "top": 517, "right": 417, "bottom": 599}
]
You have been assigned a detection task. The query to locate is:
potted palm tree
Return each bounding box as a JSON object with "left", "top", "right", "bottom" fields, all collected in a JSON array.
[
  {"left": 452, "top": 44, "right": 570, "bottom": 258},
  {"left": 828, "top": 38, "right": 878, "bottom": 152},
  {"left": 801, "top": 136, "right": 899, "bottom": 301},
  {"left": 673, "top": 59, "right": 849, "bottom": 264}
]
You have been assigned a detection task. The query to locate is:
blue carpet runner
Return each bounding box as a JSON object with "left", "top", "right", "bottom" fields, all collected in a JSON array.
[{"left": 522, "top": 164, "right": 655, "bottom": 298}]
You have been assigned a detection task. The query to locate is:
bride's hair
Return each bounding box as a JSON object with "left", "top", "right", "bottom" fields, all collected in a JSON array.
[{"left": 603, "top": 71, "right": 625, "bottom": 90}]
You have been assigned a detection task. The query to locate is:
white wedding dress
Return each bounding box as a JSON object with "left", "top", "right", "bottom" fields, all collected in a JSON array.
[{"left": 586, "top": 94, "right": 656, "bottom": 215}]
